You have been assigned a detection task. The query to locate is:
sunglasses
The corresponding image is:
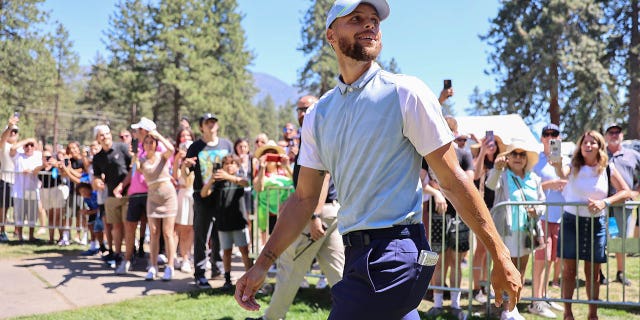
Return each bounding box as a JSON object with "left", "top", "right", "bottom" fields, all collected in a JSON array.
[
  {"left": 607, "top": 130, "right": 621, "bottom": 135},
  {"left": 455, "top": 138, "right": 468, "bottom": 142},
  {"left": 24, "top": 143, "right": 34, "bottom": 148},
  {"left": 296, "top": 107, "right": 309, "bottom": 113},
  {"left": 255, "top": 140, "right": 266, "bottom": 144},
  {"left": 510, "top": 151, "right": 527, "bottom": 158},
  {"left": 10, "top": 129, "right": 18, "bottom": 134},
  {"left": 120, "top": 135, "right": 130, "bottom": 139},
  {"left": 542, "top": 131, "right": 560, "bottom": 138}
]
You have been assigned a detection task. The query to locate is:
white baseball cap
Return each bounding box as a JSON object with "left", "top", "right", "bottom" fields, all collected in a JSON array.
[
  {"left": 131, "top": 117, "right": 156, "bottom": 132},
  {"left": 326, "top": 0, "right": 390, "bottom": 30}
]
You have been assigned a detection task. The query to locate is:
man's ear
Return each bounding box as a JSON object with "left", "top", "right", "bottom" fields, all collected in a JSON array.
[{"left": 326, "top": 29, "right": 335, "bottom": 45}]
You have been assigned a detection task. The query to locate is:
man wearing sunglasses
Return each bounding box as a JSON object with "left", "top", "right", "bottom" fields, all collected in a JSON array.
[
  {"left": 604, "top": 123, "right": 640, "bottom": 286},
  {"left": 0, "top": 114, "right": 19, "bottom": 242},
  {"left": 10, "top": 137, "right": 42, "bottom": 242}
]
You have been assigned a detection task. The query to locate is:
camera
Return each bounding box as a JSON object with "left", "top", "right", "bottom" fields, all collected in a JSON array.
[{"left": 265, "top": 154, "right": 282, "bottom": 163}]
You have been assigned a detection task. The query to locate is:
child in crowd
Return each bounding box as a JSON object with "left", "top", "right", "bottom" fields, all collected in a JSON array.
[
  {"left": 201, "top": 154, "right": 252, "bottom": 291},
  {"left": 76, "top": 182, "right": 105, "bottom": 256}
]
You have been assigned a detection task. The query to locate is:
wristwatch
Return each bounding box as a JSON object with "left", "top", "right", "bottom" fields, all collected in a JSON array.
[{"left": 311, "top": 213, "right": 321, "bottom": 220}]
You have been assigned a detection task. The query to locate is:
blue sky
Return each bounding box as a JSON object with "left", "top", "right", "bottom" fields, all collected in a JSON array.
[{"left": 41, "top": 0, "right": 500, "bottom": 116}]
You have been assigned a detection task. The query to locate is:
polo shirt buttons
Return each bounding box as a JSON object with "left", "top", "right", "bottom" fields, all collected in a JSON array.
[{"left": 347, "top": 87, "right": 354, "bottom": 93}]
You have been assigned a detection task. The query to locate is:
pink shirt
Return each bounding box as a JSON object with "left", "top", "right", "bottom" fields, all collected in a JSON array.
[{"left": 127, "top": 142, "right": 167, "bottom": 195}]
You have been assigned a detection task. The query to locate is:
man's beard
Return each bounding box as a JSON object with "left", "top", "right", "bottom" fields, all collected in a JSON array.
[{"left": 337, "top": 35, "right": 381, "bottom": 62}]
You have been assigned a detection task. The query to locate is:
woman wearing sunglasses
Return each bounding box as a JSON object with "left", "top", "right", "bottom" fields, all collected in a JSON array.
[{"left": 486, "top": 139, "right": 546, "bottom": 320}]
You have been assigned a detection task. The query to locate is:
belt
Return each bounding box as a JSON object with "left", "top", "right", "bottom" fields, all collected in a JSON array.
[{"left": 342, "top": 224, "right": 422, "bottom": 247}]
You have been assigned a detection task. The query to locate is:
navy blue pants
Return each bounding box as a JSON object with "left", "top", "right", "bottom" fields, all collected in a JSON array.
[{"left": 329, "top": 224, "right": 435, "bottom": 320}]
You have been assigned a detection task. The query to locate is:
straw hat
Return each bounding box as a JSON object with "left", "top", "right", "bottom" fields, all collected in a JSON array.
[
  {"left": 498, "top": 139, "right": 539, "bottom": 172},
  {"left": 470, "top": 134, "right": 505, "bottom": 158},
  {"left": 254, "top": 140, "right": 285, "bottom": 158}
]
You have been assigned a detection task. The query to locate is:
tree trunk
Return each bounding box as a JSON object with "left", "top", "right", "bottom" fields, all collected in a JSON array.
[
  {"left": 549, "top": 60, "right": 560, "bottom": 125},
  {"left": 628, "top": 0, "right": 640, "bottom": 139}
]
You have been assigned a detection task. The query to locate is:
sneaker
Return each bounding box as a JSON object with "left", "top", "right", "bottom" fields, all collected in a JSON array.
[
  {"left": 222, "top": 280, "right": 233, "bottom": 291},
  {"left": 211, "top": 267, "right": 222, "bottom": 279},
  {"left": 300, "top": 278, "right": 310, "bottom": 288},
  {"left": 80, "top": 248, "right": 100, "bottom": 256},
  {"left": 615, "top": 271, "right": 632, "bottom": 286},
  {"left": 196, "top": 277, "right": 211, "bottom": 289},
  {"left": 115, "top": 260, "right": 131, "bottom": 275},
  {"left": 551, "top": 280, "right": 560, "bottom": 288},
  {"left": 528, "top": 301, "right": 556, "bottom": 318},
  {"left": 474, "top": 290, "right": 488, "bottom": 304},
  {"left": 57, "top": 239, "right": 70, "bottom": 246},
  {"left": 547, "top": 301, "right": 564, "bottom": 312},
  {"left": 426, "top": 307, "right": 443, "bottom": 317},
  {"left": 316, "top": 277, "right": 328, "bottom": 289},
  {"left": 181, "top": 260, "right": 192, "bottom": 273},
  {"left": 600, "top": 269, "right": 608, "bottom": 285},
  {"left": 157, "top": 254, "right": 168, "bottom": 265},
  {"left": 501, "top": 308, "right": 525, "bottom": 320},
  {"left": 174, "top": 259, "right": 181, "bottom": 270},
  {"left": 0, "top": 231, "right": 8, "bottom": 242},
  {"left": 162, "top": 267, "right": 173, "bottom": 281},
  {"left": 146, "top": 267, "right": 157, "bottom": 281}
]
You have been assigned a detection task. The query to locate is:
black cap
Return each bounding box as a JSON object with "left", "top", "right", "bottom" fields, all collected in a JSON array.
[{"left": 199, "top": 113, "right": 218, "bottom": 126}]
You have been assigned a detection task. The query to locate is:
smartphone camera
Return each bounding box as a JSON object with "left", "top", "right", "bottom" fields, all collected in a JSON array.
[
  {"left": 549, "top": 139, "right": 562, "bottom": 162},
  {"left": 265, "top": 154, "right": 281, "bottom": 163}
]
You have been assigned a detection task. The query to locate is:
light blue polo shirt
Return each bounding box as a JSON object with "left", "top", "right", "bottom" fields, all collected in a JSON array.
[
  {"left": 532, "top": 152, "right": 565, "bottom": 223},
  {"left": 298, "top": 63, "right": 454, "bottom": 234}
]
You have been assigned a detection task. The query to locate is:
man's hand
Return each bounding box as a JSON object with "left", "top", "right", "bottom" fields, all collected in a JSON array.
[
  {"left": 309, "top": 217, "right": 325, "bottom": 241},
  {"left": 491, "top": 257, "right": 522, "bottom": 310},
  {"left": 234, "top": 264, "right": 269, "bottom": 311},
  {"left": 113, "top": 183, "right": 123, "bottom": 198},
  {"left": 433, "top": 191, "right": 448, "bottom": 214}
]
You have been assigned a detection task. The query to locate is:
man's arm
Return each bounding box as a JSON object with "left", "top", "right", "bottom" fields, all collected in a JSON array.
[
  {"left": 425, "top": 142, "right": 522, "bottom": 310},
  {"left": 235, "top": 166, "right": 325, "bottom": 311},
  {"left": 309, "top": 173, "right": 331, "bottom": 240}
]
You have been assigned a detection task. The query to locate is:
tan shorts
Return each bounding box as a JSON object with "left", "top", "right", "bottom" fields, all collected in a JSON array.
[{"left": 104, "top": 196, "right": 128, "bottom": 224}]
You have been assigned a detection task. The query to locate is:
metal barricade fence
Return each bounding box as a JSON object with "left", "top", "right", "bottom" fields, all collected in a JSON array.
[
  {"left": 429, "top": 198, "right": 640, "bottom": 316},
  {"left": 0, "top": 169, "right": 88, "bottom": 242},
  {"left": 250, "top": 185, "right": 295, "bottom": 259}
]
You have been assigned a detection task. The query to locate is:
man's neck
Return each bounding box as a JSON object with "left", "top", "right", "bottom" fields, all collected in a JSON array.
[
  {"left": 101, "top": 142, "right": 112, "bottom": 151},
  {"left": 203, "top": 135, "right": 218, "bottom": 144},
  {"left": 338, "top": 58, "right": 373, "bottom": 85},
  {"left": 607, "top": 144, "right": 621, "bottom": 154}
]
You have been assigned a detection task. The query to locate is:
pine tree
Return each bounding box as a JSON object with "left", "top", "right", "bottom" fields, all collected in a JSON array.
[{"left": 480, "top": 0, "right": 617, "bottom": 140}]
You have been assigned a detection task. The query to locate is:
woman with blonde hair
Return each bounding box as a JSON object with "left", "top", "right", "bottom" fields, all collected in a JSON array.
[
  {"left": 486, "top": 139, "right": 545, "bottom": 320},
  {"left": 551, "top": 130, "right": 631, "bottom": 320}
]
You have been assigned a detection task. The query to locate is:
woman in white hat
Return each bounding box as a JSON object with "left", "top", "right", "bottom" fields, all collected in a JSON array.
[{"left": 486, "top": 139, "right": 546, "bottom": 320}]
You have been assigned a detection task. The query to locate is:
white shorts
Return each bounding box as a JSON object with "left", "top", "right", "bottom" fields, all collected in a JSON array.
[
  {"left": 40, "top": 185, "right": 69, "bottom": 210},
  {"left": 219, "top": 228, "right": 249, "bottom": 250},
  {"left": 13, "top": 198, "right": 39, "bottom": 227},
  {"left": 176, "top": 188, "right": 194, "bottom": 225}
]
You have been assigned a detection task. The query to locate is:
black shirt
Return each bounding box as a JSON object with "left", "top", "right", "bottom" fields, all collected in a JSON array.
[
  {"left": 213, "top": 179, "right": 247, "bottom": 231},
  {"left": 92, "top": 142, "right": 131, "bottom": 197}
]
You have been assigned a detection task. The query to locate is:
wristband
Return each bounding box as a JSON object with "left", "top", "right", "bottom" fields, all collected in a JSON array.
[
  {"left": 311, "top": 213, "right": 320, "bottom": 220},
  {"left": 603, "top": 199, "right": 611, "bottom": 207}
]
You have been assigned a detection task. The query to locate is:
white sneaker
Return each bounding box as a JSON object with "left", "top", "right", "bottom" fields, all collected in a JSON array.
[
  {"left": 547, "top": 301, "right": 564, "bottom": 311},
  {"left": 157, "top": 254, "right": 168, "bottom": 265},
  {"left": 146, "top": 267, "right": 157, "bottom": 281},
  {"left": 174, "top": 259, "right": 181, "bottom": 270},
  {"left": 528, "top": 301, "right": 556, "bottom": 318},
  {"left": 181, "top": 260, "right": 192, "bottom": 273},
  {"left": 115, "top": 260, "right": 130, "bottom": 275},
  {"left": 474, "top": 291, "right": 488, "bottom": 304},
  {"left": 316, "top": 277, "right": 328, "bottom": 289},
  {"left": 300, "top": 278, "right": 310, "bottom": 288},
  {"left": 501, "top": 308, "right": 525, "bottom": 320},
  {"left": 162, "top": 267, "right": 173, "bottom": 281}
]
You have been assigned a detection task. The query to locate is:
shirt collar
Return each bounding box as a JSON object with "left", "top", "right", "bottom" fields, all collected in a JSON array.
[{"left": 336, "top": 62, "right": 381, "bottom": 95}]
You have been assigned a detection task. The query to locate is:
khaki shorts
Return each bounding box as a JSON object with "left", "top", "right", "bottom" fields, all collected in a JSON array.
[{"left": 104, "top": 197, "right": 128, "bottom": 224}]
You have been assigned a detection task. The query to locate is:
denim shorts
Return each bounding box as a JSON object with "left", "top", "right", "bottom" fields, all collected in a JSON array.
[{"left": 557, "top": 212, "right": 606, "bottom": 263}]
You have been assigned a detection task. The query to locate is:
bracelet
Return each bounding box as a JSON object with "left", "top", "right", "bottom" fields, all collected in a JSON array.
[
  {"left": 311, "top": 213, "right": 320, "bottom": 220},
  {"left": 603, "top": 199, "right": 611, "bottom": 207}
]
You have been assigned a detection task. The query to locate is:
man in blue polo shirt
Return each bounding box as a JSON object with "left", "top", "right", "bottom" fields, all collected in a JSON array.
[{"left": 235, "top": 1, "right": 522, "bottom": 318}]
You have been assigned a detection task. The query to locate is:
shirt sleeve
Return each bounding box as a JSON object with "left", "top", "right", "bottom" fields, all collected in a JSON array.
[
  {"left": 297, "top": 107, "right": 326, "bottom": 171},
  {"left": 398, "top": 77, "right": 454, "bottom": 157}
]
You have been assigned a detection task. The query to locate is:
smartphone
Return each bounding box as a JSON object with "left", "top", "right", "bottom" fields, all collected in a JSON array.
[
  {"left": 443, "top": 79, "right": 452, "bottom": 89},
  {"left": 550, "top": 139, "right": 562, "bottom": 162},
  {"left": 213, "top": 162, "right": 223, "bottom": 170},
  {"left": 64, "top": 158, "right": 70, "bottom": 166},
  {"left": 485, "top": 130, "right": 494, "bottom": 144},
  {"left": 265, "top": 154, "right": 281, "bottom": 162},
  {"left": 179, "top": 140, "right": 192, "bottom": 152},
  {"left": 131, "top": 138, "right": 138, "bottom": 153}
]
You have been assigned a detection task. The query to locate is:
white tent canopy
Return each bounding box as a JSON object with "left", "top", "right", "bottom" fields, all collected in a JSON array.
[{"left": 455, "top": 114, "right": 541, "bottom": 152}]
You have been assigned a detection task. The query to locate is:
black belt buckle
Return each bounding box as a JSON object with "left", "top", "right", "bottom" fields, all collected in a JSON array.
[{"left": 343, "top": 231, "right": 371, "bottom": 247}]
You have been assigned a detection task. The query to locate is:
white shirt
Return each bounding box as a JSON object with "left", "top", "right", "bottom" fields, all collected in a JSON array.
[
  {"left": 562, "top": 165, "right": 608, "bottom": 217},
  {"left": 12, "top": 151, "right": 42, "bottom": 200}
]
